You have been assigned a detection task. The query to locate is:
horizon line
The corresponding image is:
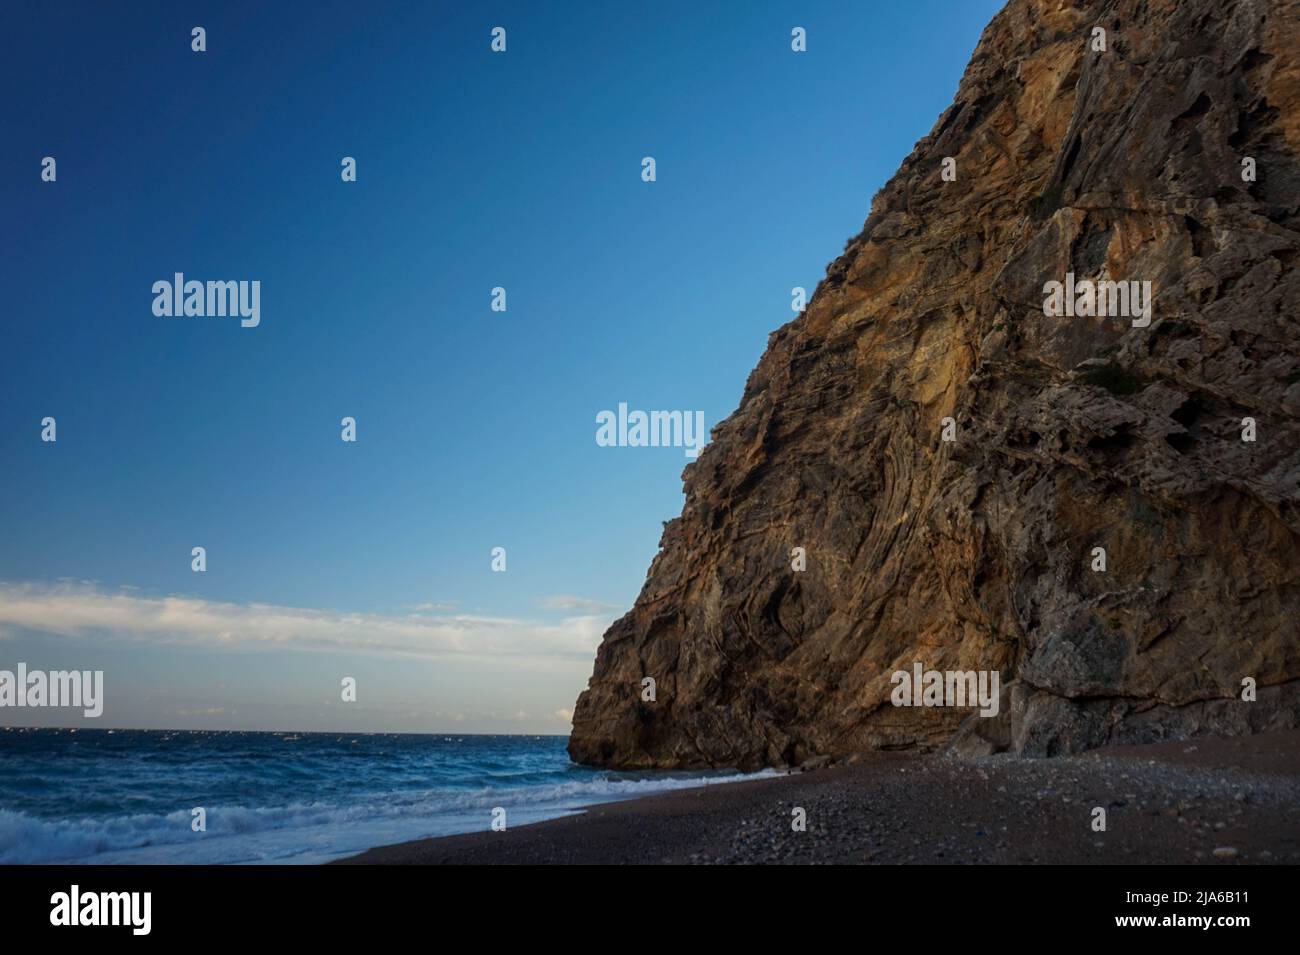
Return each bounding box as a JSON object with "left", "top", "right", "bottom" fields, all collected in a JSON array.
[{"left": 0, "top": 724, "right": 571, "bottom": 738}]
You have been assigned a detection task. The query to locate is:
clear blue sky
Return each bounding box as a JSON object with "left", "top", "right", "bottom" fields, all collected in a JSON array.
[{"left": 0, "top": 0, "right": 1003, "bottom": 733}]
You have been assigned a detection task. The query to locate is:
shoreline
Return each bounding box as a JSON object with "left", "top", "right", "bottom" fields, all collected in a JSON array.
[{"left": 335, "top": 730, "right": 1300, "bottom": 864}]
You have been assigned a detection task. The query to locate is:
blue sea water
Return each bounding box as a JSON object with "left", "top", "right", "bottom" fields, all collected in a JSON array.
[{"left": 0, "top": 728, "right": 772, "bottom": 864}]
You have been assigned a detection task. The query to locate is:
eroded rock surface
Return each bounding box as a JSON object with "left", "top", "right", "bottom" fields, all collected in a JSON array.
[{"left": 570, "top": 0, "right": 1300, "bottom": 769}]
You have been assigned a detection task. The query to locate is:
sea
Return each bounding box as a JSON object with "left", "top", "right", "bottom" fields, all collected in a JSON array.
[{"left": 0, "top": 728, "right": 772, "bottom": 865}]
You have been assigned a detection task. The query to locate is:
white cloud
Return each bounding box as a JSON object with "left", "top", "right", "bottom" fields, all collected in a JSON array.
[
  {"left": 411, "top": 601, "right": 457, "bottom": 612},
  {"left": 542, "top": 594, "right": 619, "bottom": 613},
  {"left": 0, "top": 581, "right": 612, "bottom": 668}
]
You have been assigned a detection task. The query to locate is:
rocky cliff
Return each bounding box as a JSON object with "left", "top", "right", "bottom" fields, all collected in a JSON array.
[{"left": 570, "top": 0, "right": 1300, "bottom": 769}]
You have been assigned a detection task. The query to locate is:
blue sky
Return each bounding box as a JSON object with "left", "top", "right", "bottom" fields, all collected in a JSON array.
[{"left": 0, "top": 0, "right": 1003, "bottom": 733}]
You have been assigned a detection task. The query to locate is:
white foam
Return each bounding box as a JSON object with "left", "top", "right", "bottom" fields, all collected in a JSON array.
[{"left": 1, "top": 769, "right": 778, "bottom": 864}]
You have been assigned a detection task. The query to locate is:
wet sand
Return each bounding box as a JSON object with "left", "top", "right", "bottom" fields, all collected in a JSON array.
[{"left": 336, "top": 730, "right": 1300, "bottom": 864}]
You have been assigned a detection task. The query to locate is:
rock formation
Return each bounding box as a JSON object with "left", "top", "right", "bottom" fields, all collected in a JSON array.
[{"left": 570, "top": 0, "right": 1300, "bottom": 769}]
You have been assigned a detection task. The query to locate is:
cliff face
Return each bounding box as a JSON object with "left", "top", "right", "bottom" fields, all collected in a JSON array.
[{"left": 570, "top": 0, "right": 1300, "bottom": 769}]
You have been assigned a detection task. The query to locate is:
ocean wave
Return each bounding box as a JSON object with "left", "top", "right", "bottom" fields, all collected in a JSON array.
[{"left": 0, "top": 768, "right": 777, "bottom": 864}]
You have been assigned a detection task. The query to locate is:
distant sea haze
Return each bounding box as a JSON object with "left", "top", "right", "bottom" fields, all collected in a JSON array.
[{"left": 0, "top": 729, "right": 773, "bottom": 864}]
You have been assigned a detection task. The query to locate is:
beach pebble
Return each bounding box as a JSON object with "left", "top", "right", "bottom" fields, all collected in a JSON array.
[{"left": 1212, "top": 846, "right": 1239, "bottom": 860}]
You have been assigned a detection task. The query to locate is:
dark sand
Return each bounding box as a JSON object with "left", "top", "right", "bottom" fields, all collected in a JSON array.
[{"left": 336, "top": 730, "right": 1300, "bottom": 864}]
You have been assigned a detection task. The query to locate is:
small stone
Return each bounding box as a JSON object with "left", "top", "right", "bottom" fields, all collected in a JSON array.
[{"left": 1212, "top": 846, "right": 1239, "bottom": 860}]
